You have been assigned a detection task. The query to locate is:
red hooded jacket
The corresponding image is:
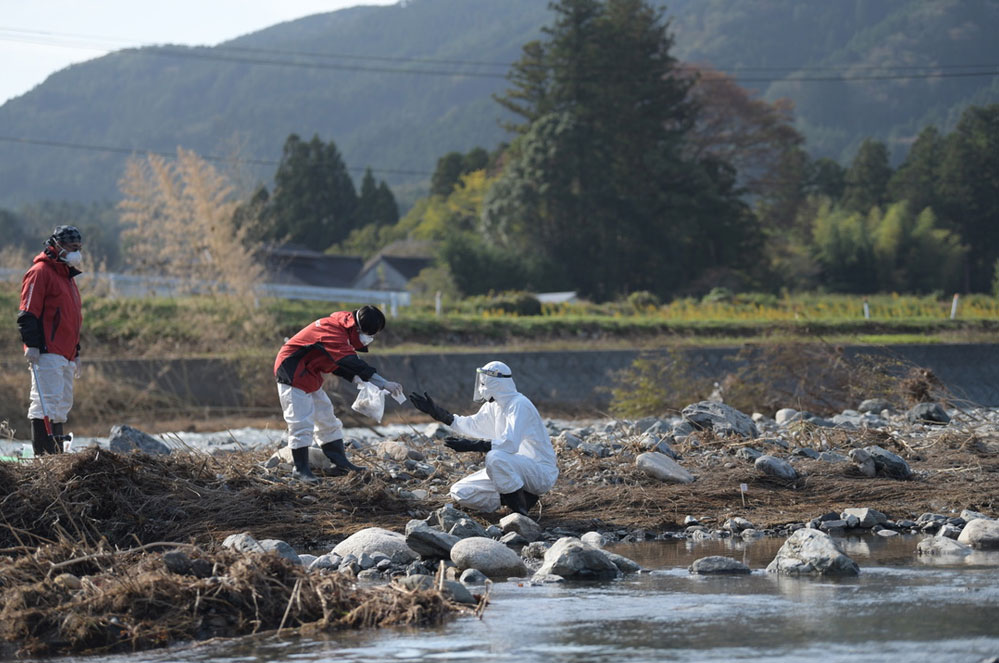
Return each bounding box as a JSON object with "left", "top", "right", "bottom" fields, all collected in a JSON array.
[
  {"left": 18, "top": 250, "right": 82, "bottom": 361},
  {"left": 273, "top": 310, "right": 377, "bottom": 393}
]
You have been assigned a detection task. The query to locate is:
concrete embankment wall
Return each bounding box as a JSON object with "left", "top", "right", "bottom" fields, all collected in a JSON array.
[{"left": 78, "top": 344, "right": 999, "bottom": 414}]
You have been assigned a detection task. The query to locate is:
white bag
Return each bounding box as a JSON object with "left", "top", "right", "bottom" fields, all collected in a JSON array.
[{"left": 351, "top": 380, "right": 388, "bottom": 423}]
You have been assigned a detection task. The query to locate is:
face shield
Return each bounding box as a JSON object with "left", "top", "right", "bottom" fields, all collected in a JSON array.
[{"left": 472, "top": 362, "right": 512, "bottom": 402}]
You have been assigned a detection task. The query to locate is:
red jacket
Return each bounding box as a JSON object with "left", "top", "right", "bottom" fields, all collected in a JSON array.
[
  {"left": 274, "top": 310, "right": 376, "bottom": 393},
  {"left": 18, "top": 250, "right": 82, "bottom": 361}
]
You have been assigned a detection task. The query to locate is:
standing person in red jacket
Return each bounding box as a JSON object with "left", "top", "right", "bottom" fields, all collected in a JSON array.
[
  {"left": 17, "top": 225, "right": 84, "bottom": 455},
  {"left": 274, "top": 305, "right": 403, "bottom": 483}
]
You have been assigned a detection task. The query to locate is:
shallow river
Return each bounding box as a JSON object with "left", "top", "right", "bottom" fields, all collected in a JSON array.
[{"left": 48, "top": 534, "right": 999, "bottom": 663}]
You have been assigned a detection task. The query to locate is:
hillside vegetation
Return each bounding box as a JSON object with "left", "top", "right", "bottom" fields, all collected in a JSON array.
[{"left": 0, "top": 0, "right": 996, "bottom": 206}]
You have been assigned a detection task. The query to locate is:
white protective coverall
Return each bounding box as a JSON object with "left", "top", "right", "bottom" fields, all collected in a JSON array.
[{"left": 448, "top": 362, "right": 559, "bottom": 512}]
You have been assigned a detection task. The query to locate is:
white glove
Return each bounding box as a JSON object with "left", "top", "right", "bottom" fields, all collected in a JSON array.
[
  {"left": 24, "top": 347, "right": 40, "bottom": 365},
  {"left": 73, "top": 358, "right": 82, "bottom": 379},
  {"left": 383, "top": 381, "right": 406, "bottom": 403}
]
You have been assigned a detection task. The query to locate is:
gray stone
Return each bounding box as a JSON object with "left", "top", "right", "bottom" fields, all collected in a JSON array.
[
  {"left": 459, "top": 568, "right": 489, "bottom": 585},
  {"left": 108, "top": 424, "right": 171, "bottom": 455},
  {"left": 848, "top": 448, "right": 877, "bottom": 477},
  {"left": 636, "top": 452, "right": 695, "bottom": 483},
  {"left": 449, "top": 518, "right": 490, "bottom": 540},
  {"left": 689, "top": 556, "right": 751, "bottom": 575},
  {"left": 450, "top": 537, "right": 528, "bottom": 578},
  {"left": 735, "top": 447, "right": 763, "bottom": 461},
  {"left": 766, "top": 528, "right": 859, "bottom": 576},
  {"left": 308, "top": 554, "right": 340, "bottom": 571},
  {"left": 960, "top": 509, "right": 991, "bottom": 522},
  {"left": 906, "top": 402, "right": 951, "bottom": 425},
  {"left": 774, "top": 408, "right": 798, "bottom": 425},
  {"left": 670, "top": 419, "right": 696, "bottom": 441},
  {"left": 818, "top": 451, "right": 849, "bottom": 463},
  {"left": 499, "top": 513, "right": 542, "bottom": 543},
  {"left": 580, "top": 531, "right": 606, "bottom": 548},
  {"left": 222, "top": 532, "right": 265, "bottom": 554},
  {"left": 682, "top": 401, "right": 759, "bottom": 438},
  {"left": 916, "top": 536, "right": 972, "bottom": 556},
  {"left": 406, "top": 522, "right": 461, "bottom": 559},
  {"left": 840, "top": 508, "right": 889, "bottom": 528},
  {"left": 858, "top": 398, "right": 892, "bottom": 413},
  {"left": 259, "top": 539, "right": 301, "bottom": 564},
  {"left": 332, "top": 527, "right": 418, "bottom": 563},
  {"left": 533, "top": 537, "right": 620, "bottom": 581},
  {"left": 723, "top": 517, "right": 755, "bottom": 533},
  {"left": 579, "top": 442, "right": 610, "bottom": 458},
  {"left": 556, "top": 431, "right": 584, "bottom": 450},
  {"left": 865, "top": 445, "right": 912, "bottom": 479},
  {"left": 425, "top": 503, "right": 474, "bottom": 532},
  {"left": 395, "top": 575, "right": 477, "bottom": 605},
  {"left": 162, "top": 550, "right": 192, "bottom": 575},
  {"left": 792, "top": 447, "right": 820, "bottom": 459},
  {"left": 604, "top": 551, "right": 643, "bottom": 574},
  {"left": 298, "top": 554, "right": 317, "bottom": 568},
  {"left": 521, "top": 541, "right": 550, "bottom": 561},
  {"left": 499, "top": 531, "right": 529, "bottom": 548},
  {"left": 957, "top": 518, "right": 999, "bottom": 549},
  {"left": 754, "top": 455, "right": 798, "bottom": 481}
]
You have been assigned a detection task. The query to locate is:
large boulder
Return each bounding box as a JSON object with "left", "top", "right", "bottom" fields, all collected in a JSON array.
[
  {"left": 108, "top": 425, "right": 170, "bottom": 455},
  {"left": 681, "top": 402, "right": 759, "bottom": 438},
  {"left": 957, "top": 518, "right": 999, "bottom": 550},
  {"left": 766, "top": 528, "right": 859, "bottom": 576},
  {"left": 916, "top": 536, "right": 972, "bottom": 556},
  {"left": 906, "top": 402, "right": 950, "bottom": 425},
  {"left": 499, "top": 513, "right": 542, "bottom": 543},
  {"left": 636, "top": 452, "right": 695, "bottom": 484},
  {"left": 332, "top": 527, "right": 418, "bottom": 563},
  {"left": 450, "top": 537, "right": 528, "bottom": 578},
  {"left": 533, "top": 537, "right": 621, "bottom": 581},
  {"left": 840, "top": 508, "right": 889, "bottom": 528}
]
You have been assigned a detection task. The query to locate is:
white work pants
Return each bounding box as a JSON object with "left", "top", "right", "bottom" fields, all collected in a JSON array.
[
  {"left": 450, "top": 449, "right": 558, "bottom": 513},
  {"left": 28, "top": 353, "right": 76, "bottom": 422},
  {"left": 277, "top": 383, "right": 344, "bottom": 449}
]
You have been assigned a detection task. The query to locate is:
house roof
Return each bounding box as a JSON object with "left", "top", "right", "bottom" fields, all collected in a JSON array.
[{"left": 261, "top": 246, "right": 363, "bottom": 288}]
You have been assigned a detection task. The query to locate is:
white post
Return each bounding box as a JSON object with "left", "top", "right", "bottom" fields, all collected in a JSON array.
[
  {"left": 435, "top": 290, "right": 442, "bottom": 317},
  {"left": 390, "top": 292, "right": 398, "bottom": 318},
  {"left": 863, "top": 298, "right": 870, "bottom": 320},
  {"left": 950, "top": 293, "right": 959, "bottom": 320}
]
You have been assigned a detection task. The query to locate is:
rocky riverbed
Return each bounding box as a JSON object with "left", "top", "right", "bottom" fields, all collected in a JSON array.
[{"left": 1, "top": 397, "right": 997, "bottom": 657}]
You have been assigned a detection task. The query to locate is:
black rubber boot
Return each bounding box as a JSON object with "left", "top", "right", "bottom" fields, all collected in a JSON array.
[
  {"left": 30, "top": 418, "right": 50, "bottom": 456},
  {"left": 291, "top": 446, "right": 320, "bottom": 484},
  {"left": 499, "top": 489, "right": 530, "bottom": 517},
  {"left": 523, "top": 491, "right": 540, "bottom": 511},
  {"left": 52, "top": 422, "right": 66, "bottom": 453},
  {"left": 321, "top": 439, "right": 367, "bottom": 473}
]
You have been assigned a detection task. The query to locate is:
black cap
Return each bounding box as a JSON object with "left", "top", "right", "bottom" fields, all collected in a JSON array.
[
  {"left": 50, "top": 225, "right": 83, "bottom": 245},
  {"left": 355, "top": 305, "right": 386, "bottom": 335}
]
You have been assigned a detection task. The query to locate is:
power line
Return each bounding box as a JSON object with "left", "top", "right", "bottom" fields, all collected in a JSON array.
[
  {"left": 2, "top": 26, "right": 998, "bottom": 84},
  {"left": 0, "top": 135, "right": 435, "bottom": 177}
]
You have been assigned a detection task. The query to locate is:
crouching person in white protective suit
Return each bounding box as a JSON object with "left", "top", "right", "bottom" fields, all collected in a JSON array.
[{"left": 409, "top": 360, "right": 558, "bottom": 517}]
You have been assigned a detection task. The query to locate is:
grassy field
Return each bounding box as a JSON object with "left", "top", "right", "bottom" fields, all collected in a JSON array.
[{"left": 2, "top": 285, "right": 997, "bottom": 358}]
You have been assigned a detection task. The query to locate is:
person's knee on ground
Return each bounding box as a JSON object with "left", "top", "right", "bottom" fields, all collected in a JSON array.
[{"left": 321, "top": 439, "right": 366, "bottom": 473}]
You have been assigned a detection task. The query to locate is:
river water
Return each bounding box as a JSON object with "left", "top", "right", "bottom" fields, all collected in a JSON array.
[{"left": 46, "top": 534, "right": 999, "bottom": 663}]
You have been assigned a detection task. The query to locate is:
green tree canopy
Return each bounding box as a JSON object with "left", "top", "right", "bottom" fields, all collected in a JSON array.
[
  {"left": 840, "top": 138, "right": 892, "bottom": 214},
  {"left": 262, "top": 134, "right": 358, "bottom": 249}
]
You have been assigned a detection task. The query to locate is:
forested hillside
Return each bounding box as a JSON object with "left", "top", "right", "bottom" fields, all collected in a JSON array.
[{"left": 0, "top": 0, "right": 996, "bottom": 208}]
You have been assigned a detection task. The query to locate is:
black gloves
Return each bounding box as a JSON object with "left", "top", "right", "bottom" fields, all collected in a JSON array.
[
  {"left": 444, "top": 436, "right": 491, "bottom": 453},
  {"left": 409, "top": 391, "right": 454, "bottom": 425}
]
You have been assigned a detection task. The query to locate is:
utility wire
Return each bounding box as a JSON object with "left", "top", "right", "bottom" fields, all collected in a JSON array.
[
  {"left": 0, "top": 135, "right": 435, "bottom": 177},
  {"left": 1, "top": 25, "right": 997, "bottom": 83}
]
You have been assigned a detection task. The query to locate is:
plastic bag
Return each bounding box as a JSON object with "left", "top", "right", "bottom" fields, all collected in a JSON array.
[{"left": 351, "top": 380, "right": 388, "bottom": 423}]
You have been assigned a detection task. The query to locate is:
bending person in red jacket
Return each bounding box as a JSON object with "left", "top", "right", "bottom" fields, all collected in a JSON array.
[
  {"left": 17, "top": 225, "right": 84, "bottom": 455},
  {"left": 274, "top": 305, "right": 403, "bottom": 483}
]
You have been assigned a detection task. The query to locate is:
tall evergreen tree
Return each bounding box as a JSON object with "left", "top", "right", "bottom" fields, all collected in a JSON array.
[
  {"left": 937, "top": 104, "right": 999, "bottom": 292},
  {"left": 264, "top": 134, "right": 358, "bottom": 249},
  {"left": 841, "top": 138, "right": 892, "bottom": 214},
  {"left": 486, "top": 0, "right": 753, "bottom": 300},
  {"left": 355, "top": 168, "right": 399, "bottom": 228},
  {"left": 887, "top": 126, "right": 942, "bottom": 215}
]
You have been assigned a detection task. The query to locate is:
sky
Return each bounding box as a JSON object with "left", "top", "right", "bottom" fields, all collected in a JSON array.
[{"left": 0, "top": 0, "right": 398, "bottom": 106}]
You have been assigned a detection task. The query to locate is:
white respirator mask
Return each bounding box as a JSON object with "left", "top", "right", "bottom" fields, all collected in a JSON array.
[{"left": 359, "top": 332, "right": 375, "bottom": 346}]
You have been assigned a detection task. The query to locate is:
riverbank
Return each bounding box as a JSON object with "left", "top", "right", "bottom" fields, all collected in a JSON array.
[{"left": 2, "top": 399, "right": 997, "bottom": 656}]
